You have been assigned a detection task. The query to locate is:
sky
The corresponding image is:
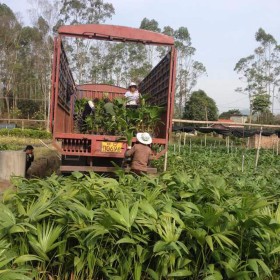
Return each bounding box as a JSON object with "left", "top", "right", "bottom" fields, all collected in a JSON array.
[{"left": 2, "top": 0, "right": 280, "bottom": 114}]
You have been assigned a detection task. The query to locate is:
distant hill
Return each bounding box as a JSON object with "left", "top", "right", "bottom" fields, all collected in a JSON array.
[{"left": 240, "top": 109, "right": 250, "bottom": 115}]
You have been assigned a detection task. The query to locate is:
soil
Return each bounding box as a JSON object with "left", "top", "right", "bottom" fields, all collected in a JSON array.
[
  {"left": 27, "top": 151, "right": 61, "bottom": 178},
  {"left": 0, "top": 148, "right": 61, "bottom": 194},
  {"left": 0, "top": 179, "right": 10, "bottom": 192}
]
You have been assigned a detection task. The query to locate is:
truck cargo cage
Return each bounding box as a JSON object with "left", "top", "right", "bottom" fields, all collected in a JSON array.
[{"left": 50, "top": 24, "right": 176, "bottom": 173}]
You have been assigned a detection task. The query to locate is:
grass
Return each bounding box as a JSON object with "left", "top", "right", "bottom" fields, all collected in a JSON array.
[{"left": 0, "top": 136, "right": 52, "bottom": 151}]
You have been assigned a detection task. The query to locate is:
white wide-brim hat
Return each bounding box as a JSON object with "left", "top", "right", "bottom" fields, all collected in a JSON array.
[
  {"left": 136, "top": 132, "right": 152, "bottom": 145},
  {"left": 128, "top": 82, "right": 137, "bottom": 88}
]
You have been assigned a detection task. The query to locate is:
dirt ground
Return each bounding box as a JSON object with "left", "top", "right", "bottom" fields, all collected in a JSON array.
[
  {"left": 0, "top": 147, "right": 61, "bottom": 193},
  {"left": 0, "top": 179, "right": 10, "bottom": 192},
  {"left": 27, "top": 148, "right": 61, "bottom": 178}
]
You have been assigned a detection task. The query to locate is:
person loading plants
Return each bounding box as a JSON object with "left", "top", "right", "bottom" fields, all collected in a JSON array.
[
  {"left": 103, "top": 98, "right": 115, "bottom": 117},
  {"left": 125, "top": 132, "right": 153, "bottom": 175},
  {"left": 81, "top": 98, "right": 98, "bottom": 132},
  {"left": 125, "top": 82, "right": 141, "bottom": 109}
]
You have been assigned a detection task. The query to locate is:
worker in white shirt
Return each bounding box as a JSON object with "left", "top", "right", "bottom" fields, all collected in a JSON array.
[{"left": 125, "top": 82, "right": 141, "bottom": 109}]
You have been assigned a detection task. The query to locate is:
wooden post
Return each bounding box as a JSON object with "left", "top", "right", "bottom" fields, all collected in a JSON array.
[
  {"left": 277, "top": 137, "right": 279, "bottom": 156},
  {"left": 246, "top": 137, "right": 250, "bottom": 149},
  {"left": 242, "top": 154, "right": 245, "bottom": 172},
  {"left": 183, "top": 133, "right": 187, "bottom": 146},
  {"left": 179, "top": 132, "right": 182, "bottom": 145},
  {"left": 178, "top": 133, "right": 182, "bottom": 154},
  {"left": 227, "top": 137, "right": 230, "bottom": 154},
  {"left": 204, "top": 134, "right": 207, "bottom": 147},
  {"left": 164, "top": 151, "right": 168, "bottom": 172},
  {"left": 255, "top": 127, "right": 263, "bottom": 169},
  {"left": 189, "top": 138, "right": 192, "bottom": 154}
]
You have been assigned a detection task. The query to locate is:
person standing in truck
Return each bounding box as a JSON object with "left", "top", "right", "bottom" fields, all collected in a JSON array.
[
  {"left": 125, "top": 82, "right": 141, "bottom": 109},
  {"left": 125, "top": 132, "right": 153, "bottom": 175}
]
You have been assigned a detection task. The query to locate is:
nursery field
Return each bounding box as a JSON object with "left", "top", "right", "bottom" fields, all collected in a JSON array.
[{"left": 1, "top": 145, "right": 280, "bottom": 279}]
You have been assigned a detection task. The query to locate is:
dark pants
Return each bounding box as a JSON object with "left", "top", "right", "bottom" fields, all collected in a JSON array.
[{"left": 126, "top": 105, "right": 139, "bottom": 110}]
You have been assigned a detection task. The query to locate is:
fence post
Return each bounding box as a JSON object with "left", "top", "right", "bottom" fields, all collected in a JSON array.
[
  {"left": 164, "top": 151, "right": 168, "bottom": 172},
  {"left": 255, "top": 127, "right": 263, "bottom": 169},
  {"left": 183, "top": 132, "right": 186, "bottom": 146},
  {"left": 242, "top": 154, "right": 245, "bottom": 172},
  {"left": 226, "top": 137, "right": 230, "bottom": 154}
]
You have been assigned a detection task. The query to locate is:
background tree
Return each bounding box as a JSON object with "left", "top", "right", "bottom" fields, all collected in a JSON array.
[
  {"left": 252, "top": 93, "right": 271, "bottom": 114},
  {"left": 234, "top": 28, "right": 280, "bottom": 123},
  {"left": 174, "top": 27, "right": 207, "bottom": 117},
  {"left": 0, "top": 2, "right": 207, "bottom": 127},
  {"left": 0, "top": 3, "right": 22, "bottom": 118},
  {"left": 219, "top": 109, "right": 242, "bottom": 119},
  {"left": 140, "top": 18, "right": 162, "bottom": 64},
  {"left": 140, "top": 18, "right": 207, "bottom": 117},
  {"left": 17, "top": 100, "right": 41, "bottom": 119},
  {"left": 0, "top": 1, "right": 56, "bottom": 125},
  {"left": 55, "top": 0, "right": 115, "bottom": 83},
  {"left": 184, "top": 90, "right": 218, "bottom": 121},
  {"left": 251, "top": 93, "right": 273, "bottom": 123}
]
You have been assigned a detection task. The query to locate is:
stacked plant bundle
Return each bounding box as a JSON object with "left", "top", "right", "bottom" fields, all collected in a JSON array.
[
  {"left": 74, "top": 96, "right": 164, "bottom": 141},
  {"left": 1, "top": 146, "right": 280, "bottom": 279}
]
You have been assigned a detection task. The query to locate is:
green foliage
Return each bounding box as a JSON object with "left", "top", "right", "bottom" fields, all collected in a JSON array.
[
  {"left": 17, "top": 100, "right": 41, "bottom": 119},
  {"left": 184, "top": 90, "right": 218, "bottom": 120},
  {"left": 0, "top": 144, "right": 10, "bottom": 150},
  {"left": 57, "top": 0, "right": 115, "bottom": 26},
  {"left": 252, "top": 93, "right": 271, "bottom": 114},
  {"left": 1, "top": 146, "right": 280, "bottom": 278},
  {"left": 77, "top": 96, "right": 164, "bottom": 137},
  {"left": 219, "top": 109, "right": 241, "bottom": 119},
  {"left": 0, "top": 128, "right": 51, "bottom": 139},
  {"left": 140, "top": 18, "right": 161, "bottom": 32}
]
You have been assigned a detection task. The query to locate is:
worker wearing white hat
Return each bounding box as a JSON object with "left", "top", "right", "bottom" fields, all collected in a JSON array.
[
  {"left": 125, "top": 132, "right": 153, "bottom": 175},
  {"left": 125, "top": 82, "right": 141, "bottom": 109}
]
